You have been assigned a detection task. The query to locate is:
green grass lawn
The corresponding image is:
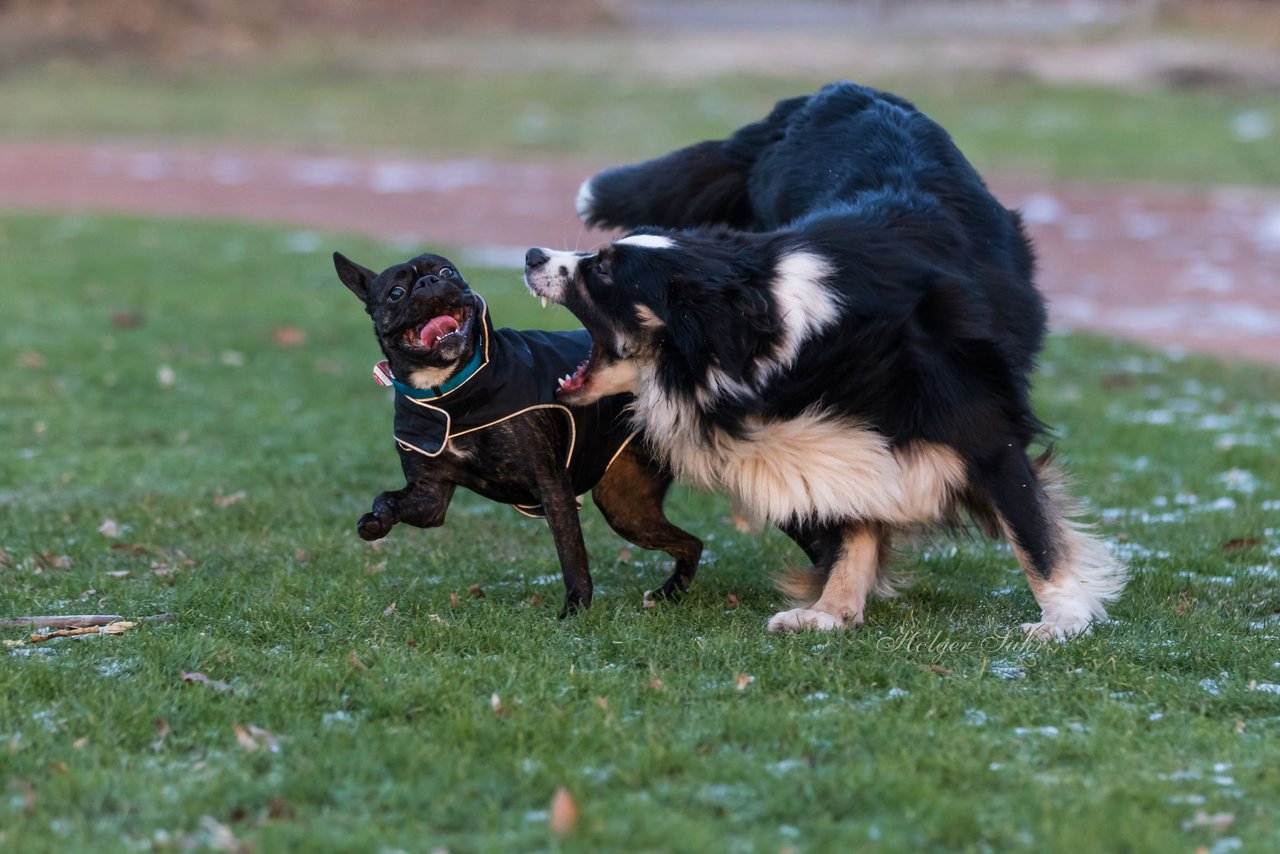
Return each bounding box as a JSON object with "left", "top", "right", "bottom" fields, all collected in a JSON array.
[
  {"left": 2, "top": 212, "right": 1279, "bottom": 852},
  {"left": 2, "top": 41, "right": 1278, "bottom": 187}
]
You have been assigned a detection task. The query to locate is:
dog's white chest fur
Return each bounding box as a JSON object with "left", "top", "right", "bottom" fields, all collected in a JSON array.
[{"left": 637, "top": 389, "right": 965, "bottom": 526}]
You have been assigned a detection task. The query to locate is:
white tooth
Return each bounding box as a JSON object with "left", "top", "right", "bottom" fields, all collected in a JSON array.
[
  {"left": 541, "top": 296, "right": 548, "bottom": 309},
  {"left": 558, "top": 377, "right": 566, "bottom": 388}
]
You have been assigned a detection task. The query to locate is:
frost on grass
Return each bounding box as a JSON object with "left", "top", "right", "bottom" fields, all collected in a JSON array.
[{"left": 989, "top": 661, "right": 1025, "bottom": 680}]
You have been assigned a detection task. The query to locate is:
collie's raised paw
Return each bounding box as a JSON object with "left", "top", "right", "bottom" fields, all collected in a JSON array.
[
  {"left": 1021, "top": 619, "right": 1091, "bottom": 641},
  {"left": 767, "top": 608, "right": 845, "bottom": 633}
]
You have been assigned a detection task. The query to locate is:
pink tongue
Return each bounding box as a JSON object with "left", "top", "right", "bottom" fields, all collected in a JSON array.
[{"left": 419, "top": 315, "right": 459, "bottom": 348}]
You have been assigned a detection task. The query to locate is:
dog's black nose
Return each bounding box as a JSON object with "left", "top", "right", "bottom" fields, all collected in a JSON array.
[{"left": 525, "top": 248, "right": 550, "bottom": 270}]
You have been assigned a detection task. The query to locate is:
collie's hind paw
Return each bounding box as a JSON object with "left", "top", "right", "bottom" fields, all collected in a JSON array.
[
  {"left": 767, "top": 608, "right": 846, "bottom": 633},
  {"left": 1021, "top": 619, "right": 1091, "bottom": 641}
]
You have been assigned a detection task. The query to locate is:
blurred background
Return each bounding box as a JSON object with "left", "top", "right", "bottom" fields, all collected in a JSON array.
[{"left": 1, "top": 0, "right": 1279, "bottom": 360}]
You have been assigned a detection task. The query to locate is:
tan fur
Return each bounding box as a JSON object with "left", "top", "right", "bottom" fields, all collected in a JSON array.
[
  {"left": 583, "top": 358, "right": 640, "bottom": 399},
  {"left": 406, "top": 364, "right": 458, "bottom": 389},
  {"left": 635, "top": 304, "right": 664, "bottom": 330},
  {"left": 768, "top": 525, "right": 881, "bottom": 632},
  {"left": 636, "top": 390, "right": 967, "bottom": 528}
]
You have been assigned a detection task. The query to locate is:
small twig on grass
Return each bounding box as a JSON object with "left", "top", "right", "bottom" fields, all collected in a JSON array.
[
  {"left": 0, "top": 614, "right": 124, "bottom": 629},
  {"left": 28, "top": 622, "right": 135, "bottom": 643},
  {"left": 2, "top": 613, "right": 174, "bottom": 631}
]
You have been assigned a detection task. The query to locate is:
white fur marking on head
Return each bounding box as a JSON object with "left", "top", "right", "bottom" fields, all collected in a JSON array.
[
  {"left": 770, "top": 251, "right": 841, "bottom": 369},
  {"left": 617, "top": 234, "right": 676, "bottom": 250},
  {"left": 525, "top": 248, "right": 588, "bottom": 304},
  {"left": 575, "top": 178, "right": 595, "bottom": 221}
]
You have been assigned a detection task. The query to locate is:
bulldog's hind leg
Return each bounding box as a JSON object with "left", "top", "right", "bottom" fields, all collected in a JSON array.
[{"left": 593, "top": 445, "right": 702, "bottom": 601}]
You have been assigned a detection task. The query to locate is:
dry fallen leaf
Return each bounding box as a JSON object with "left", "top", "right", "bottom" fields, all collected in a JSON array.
[
  {"left": 594, "top": 696, "right": 609, "bottom": 711},
  {"left": 181, "top": 672, "right": 234, "bottom": 694},
  {"left": 232, "top": 724, "right": 259, "bottom": 753},
  {"left": 467, "top": 584, "right": 485, "bottom": 598},
  {"left": 491, "top": 693, "right": 510, "bottom": 717},
  {"left": 247, "top": 724, "right": 281, "bottom": 753},
  {"left": 726, "top": 593, "right": 740, "bottom": 610},
  {"left": 616, "top": 547, "right": 632, "bottom": 564},
  {"left": 213, "top": 490, "right": 247, "bottom": 508},
  {"left": 919, "top": 663, "right": 952, "bottom": 677},
  {"left": 200, "top": 815, "right": 244, "bottom": 853},
  {"left": 98, "top": 519, "right": 121, "bottom": 538},
  {"left": 105, "top": 570, "right": 132, "bottom": 580},
  {"left": 110, "top": 542, "right": 149, "bottom": 556},
  {"left": 549, "top": 787, "right": 578, "bottom": 838},
  {"left": 526, "top": 594, "right": 541, "bottom": 606},
  {"left": 18, "top": 350, "right": 46, "bottom": 369},
  {"left": 294, "top": 549, "right": 309, "bottom": 563},
  {"left": 649, "top": 679, "right": 665, "bottom": 691},
  {"left": 348, "top": 651, "right": 369, "bottom": 671},
  {"left": 72, "top": 737, "right": 89, "bottom": 749},
  {"left": 382, "top": 602, "right": 397, "bottom": 617},
  {"left": 450, "top": 592, "right": 461, "bottom": 607},
  {"left": 273, "top": 326, "right": 307, "bottom": 347},
  {"left": 735, "top": 674, "right": 755, "bottom": 692},
  {"left": 1220, "top": 537, "right": 1259, "bottom": 552},
  {"left": 151, "top": 718, "right": 171, "bottom": 751},
  {"left": 111, "top": 310, "right": 144, "bottom": 330},
  {"left": 1181, "top": 810, "right": 1235, "bottom": 832},
  {"left": 365, "top": 560, "right": 387, "bottom": 575}
]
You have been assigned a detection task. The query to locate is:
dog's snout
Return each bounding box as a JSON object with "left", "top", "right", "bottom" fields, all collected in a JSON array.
[
  {"left": 413, "top": 275, "right": 460, "bottom": 301},
  {"left": 525, "top": 248, "right": 550, "bottom": 270}
]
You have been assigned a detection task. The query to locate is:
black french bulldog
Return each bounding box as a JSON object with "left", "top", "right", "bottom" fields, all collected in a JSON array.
[{"left": 333, "top": 251, "right": 702, "bottom": 616}]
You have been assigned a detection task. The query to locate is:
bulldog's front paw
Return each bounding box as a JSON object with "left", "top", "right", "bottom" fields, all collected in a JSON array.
[{"left": 357, "top": 511, "right": 394, "bottom": 541}]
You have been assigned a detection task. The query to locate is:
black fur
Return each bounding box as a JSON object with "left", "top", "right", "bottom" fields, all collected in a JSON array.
[
  {"left": 530, "top": 82, "right": 1081, "bottom": 608},
  {"left": 334, "top": 251, "right": 701, "bottom": 616}
]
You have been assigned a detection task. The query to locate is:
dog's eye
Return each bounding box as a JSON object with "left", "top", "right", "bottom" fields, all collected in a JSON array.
[
  {"left": 388, "top": 286, "right": 406, "bottom": 302},
  {"left": 595, "top": 260, "right": 612, "bottom": 279},
  {"left": 439, "top": 267, "right": 454, "bottom": 278}
]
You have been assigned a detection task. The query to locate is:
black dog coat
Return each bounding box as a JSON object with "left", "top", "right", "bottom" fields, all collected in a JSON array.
[{"left": 385, "top": 299, "right": 636, "bottom": 517}]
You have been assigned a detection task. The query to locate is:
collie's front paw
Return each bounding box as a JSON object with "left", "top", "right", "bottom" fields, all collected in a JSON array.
[{"left": 767, "top": 608, "right": 846, "bottom": 633}]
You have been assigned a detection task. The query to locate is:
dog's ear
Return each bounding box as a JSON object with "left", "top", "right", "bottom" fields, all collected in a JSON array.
[{"left": 333, "top": 252, "right": 378, "bottom": 303}]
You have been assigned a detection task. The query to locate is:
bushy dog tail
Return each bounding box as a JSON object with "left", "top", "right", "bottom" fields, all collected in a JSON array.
[
  {"left": 577, "top": 140, "right": 756, "bottom": 231},
  {"left": 772, "top": 566, "right": 826, "bottom": 609},
  {"left": 578, "top": 94, "right": 811, "bottom": 231}
]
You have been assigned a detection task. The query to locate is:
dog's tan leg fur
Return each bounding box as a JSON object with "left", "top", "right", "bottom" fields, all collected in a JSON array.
[{"left": 768, "top": 524, "right": 882, "bottom": 632}]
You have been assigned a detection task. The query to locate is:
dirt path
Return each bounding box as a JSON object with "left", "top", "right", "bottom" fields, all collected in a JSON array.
[{"left": 3, "top": 139, "right": 1279, "bottom": 364}]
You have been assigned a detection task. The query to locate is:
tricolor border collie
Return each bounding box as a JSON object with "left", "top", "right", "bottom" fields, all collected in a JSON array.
[{"left": 525, "top": 82, "right": 1126, "bottom": 638}]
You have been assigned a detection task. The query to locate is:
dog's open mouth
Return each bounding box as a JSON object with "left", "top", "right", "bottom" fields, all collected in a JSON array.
[
  {"left": 554, "top": 340, "right": 622, "bottom": 404},
  {"left": 402, "top": 305, "right": 473, "bottom": 352},
  {"left": 557, "top": 357, "right": 592, "bottom": 396}
]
